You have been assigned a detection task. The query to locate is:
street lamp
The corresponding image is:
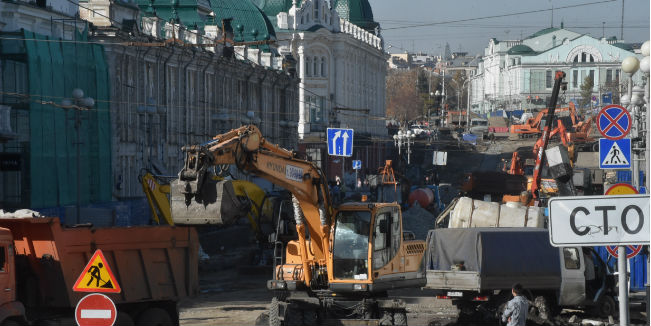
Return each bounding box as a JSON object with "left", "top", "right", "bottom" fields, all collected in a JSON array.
[
  {"left": 393, "top": 129, "right": 415, "bottom": 164},
  {"left": 62, "top": 88, "right": 95, "bottom": 224}
]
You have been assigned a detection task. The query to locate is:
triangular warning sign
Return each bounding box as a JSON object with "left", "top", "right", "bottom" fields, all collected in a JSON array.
[
  {"left": 601, "top": 141, "right": 629, "bottom": 166},
  {"left": 72, "top": 249, "right": 121, "bottom": 293}
]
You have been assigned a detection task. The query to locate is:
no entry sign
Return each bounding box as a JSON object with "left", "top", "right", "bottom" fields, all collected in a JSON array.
[
  {"left": 606, "top": 245, "right": 643, "bottom": 259},
  {"left": 75, "top": 293, "right": 117, "bottom": 326},
  {"left": 597, "top": 105, "right": 631, "bottom": 140}
]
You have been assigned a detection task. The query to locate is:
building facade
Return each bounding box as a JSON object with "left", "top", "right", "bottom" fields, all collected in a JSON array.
[
  {"left": 254, "top": 0, "right": 388, "bottom": 180},
  {"left": 470, "top": 27, "right": 641, "bottom": 113}
]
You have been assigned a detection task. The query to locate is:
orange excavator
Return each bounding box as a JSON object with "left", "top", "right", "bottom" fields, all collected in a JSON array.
[
  {"left": 510, "top": 102, "right": 577, "bottom": 136},
  {"left": 170, "top": 125, "right": 427, "bottom": 325}
]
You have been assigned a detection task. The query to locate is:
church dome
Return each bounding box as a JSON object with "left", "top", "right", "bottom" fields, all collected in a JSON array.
[
  {"left": 251, "top": 0, "right": 298, "bottom": 17},
  {"left": 208, "top": 0, "right": 276, "bottom": 43},
  {"left": 508, "top": 44, "right": 535, "bottom": 55},
  {"left": 333, "top": 0, "right": 378, "bottom": 32}
]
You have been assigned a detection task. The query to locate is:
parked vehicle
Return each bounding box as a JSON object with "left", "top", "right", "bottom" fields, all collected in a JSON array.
[
  {"left": 0, "top": 217, "right": 198, "bottom": 326},
  {"left": 424, "top": 228, "right": 617, "bottom": 322}
]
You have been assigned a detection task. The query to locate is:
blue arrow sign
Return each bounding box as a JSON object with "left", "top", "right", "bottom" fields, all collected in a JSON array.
[
  {"left": 599, "top": 138, "right": 631, "bottom": 169},
  {"left": 352, "top": 160, "right": 362, "bottom": 170},
  {"left": 327, "top": 128, "right": 354, "bottom": 157}
]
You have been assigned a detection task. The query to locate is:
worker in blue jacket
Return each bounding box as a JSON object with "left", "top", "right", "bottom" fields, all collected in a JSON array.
[{"left": 502, "top": 283, "right": 529, "bottom": 326}]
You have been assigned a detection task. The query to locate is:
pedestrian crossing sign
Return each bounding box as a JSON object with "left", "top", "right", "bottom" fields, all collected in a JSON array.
[
  {"left": 72, "top": 249, "right": 121, "bottom": 293},
  {"left": 599, "top": 138, "right": 631, "bottom": 169}
]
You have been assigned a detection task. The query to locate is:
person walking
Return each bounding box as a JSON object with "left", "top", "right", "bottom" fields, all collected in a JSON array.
[
  {"left": 489, "top": 132, "right": 496, "bottom": 144},
  {"left": 502, "top": 283, "right": 529, "bottom": 326}
]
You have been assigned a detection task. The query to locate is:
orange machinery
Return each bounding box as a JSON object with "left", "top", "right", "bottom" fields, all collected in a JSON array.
[
  {"left": 510, "top": 102, "right": 577, "bottom": 135},
  {"left": 171, "top": 125, "right": 426, "bottom": 325}
]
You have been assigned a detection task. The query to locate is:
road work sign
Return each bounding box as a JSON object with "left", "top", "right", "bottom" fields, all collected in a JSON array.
[
  {"left": 548, "top": 195, "right": 650, "bottom": 246},
  {"left": 597, "top": 104, "right": 631, "bottom": 140},
  {"left": 327, "top": 128, "right": 354, "bottom": 157},
  {"left": 599, "top": 138, "right": 631, "bottom": 169},
  {"left": 75, "top": 293, "right": 117, "bottom": 326},
  {"left": 73, "top": 249, "right": 121, "bottom": 293}
]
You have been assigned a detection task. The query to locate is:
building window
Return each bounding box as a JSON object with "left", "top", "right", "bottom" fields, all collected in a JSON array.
[
  {"left": 321, "top": 57, "right": 327, "bottom": 77},
  {"left": 581, "top": 53, "right": 586, "bottom": 62},
  {"left": 305, "top": 57, "right": 311, "bottom": 77},
  {"left": 589, "top": 70, "right": 595, "bottom": 84},
  {"left": 573, "top": 55, "right": 578, "bottom": 63},
  {"left": 314, "top": 1, "right": 320, "bottom": 22},
  {"left": 572, "top": 70, "right": 578, "bottom": 88},
  {"left": 313, "top": 57, "right": 319, "bottom": 77},
  {"left": 308, "top": 95, "right": 325, "bottom": 131},
  {"left": 306, "top": 148, "right": 322, "bottom": 168},
  {"left": 606, "top": 69, "right": 613, "bottom": 83},
  {"left": 545, "top": 70, "right": 552, "bottom": 88}
]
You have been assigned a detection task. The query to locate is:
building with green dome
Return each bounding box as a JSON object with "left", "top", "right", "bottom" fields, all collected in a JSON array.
[{"left": 470, "top": 26, "right": 642, "bottom": 113}]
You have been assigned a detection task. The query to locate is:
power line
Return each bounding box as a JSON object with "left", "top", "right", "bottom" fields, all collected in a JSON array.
[{"left": 383, "top": 0, "right": 617, "bottom": 31}]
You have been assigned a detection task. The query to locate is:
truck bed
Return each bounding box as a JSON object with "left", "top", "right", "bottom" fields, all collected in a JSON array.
[
  {"left": 0, "top": 218, "right": 199, "bottom": 309},
  {"left": 424, "top": 228, "right": 561, "bottom": 292}
]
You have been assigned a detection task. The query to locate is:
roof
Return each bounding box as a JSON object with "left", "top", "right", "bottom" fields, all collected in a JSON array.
[
  {"left": 251, "top": 0, "right": 298, "bottom": 17},
  {"left": 526, "top": 27, "right": 559, "bottom": 39},
  {"left": 333, "top": 0, "right": 378, "bottom": 32},
  {"left": 508, "top": 44, "right": 535, "bottom": 55},
  {"left": 146, "top": 0, "right": 206, "bottom": 29},
  {"left": 209, "top": 0, "right": 276, "bottom": 44}
]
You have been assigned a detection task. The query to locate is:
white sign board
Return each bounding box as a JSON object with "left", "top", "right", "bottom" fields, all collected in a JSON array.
[
  {"left": 548, "top": 195, "right": 650, "bottom": 246},
  {"left": 433, "top": 151, "right": 447, "bottom": 166}
]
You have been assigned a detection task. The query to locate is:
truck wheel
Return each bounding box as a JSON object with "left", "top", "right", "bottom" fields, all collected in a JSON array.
[
  {"left": 115, "top": 312, "right": 135, "bottom": 326},
  {"left": 527, "top": 296, "right": 549, "bottom": 324},
  {"left": 393, "top": 311, "right": 407, "bottom": 326},
  {"left": 595, "top": 295, "right": 617, "bottom": 319},
  {"left": 284, "top": 306, "right": 303, "bottom": 326},
  {"left": 136, "top": 307, "right": 173, "bottom": 326},
  {"left": 379, "top": 311, "right": 392, "bottom": 326},
  {"left": 269, "top": 297, "right": 281, "bottom": 326}
]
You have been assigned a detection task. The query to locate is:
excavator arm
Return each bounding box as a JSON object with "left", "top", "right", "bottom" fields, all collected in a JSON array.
[{"left": 172, "top": 125, "right": 332, "bottom": 286}]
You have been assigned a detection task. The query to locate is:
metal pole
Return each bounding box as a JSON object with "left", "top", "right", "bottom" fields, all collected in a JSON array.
[
  {"left": 618, "top": 246, "right": 630, "bottom": 326},
  {"left": 75, "top": 110, "right": 81, "bottom": 224},
  {"left": 466, "top": 80, "right": 471, "bottom": 132},
  {"left": 628, "top": 75, "right": 640, "bottom": 189}
]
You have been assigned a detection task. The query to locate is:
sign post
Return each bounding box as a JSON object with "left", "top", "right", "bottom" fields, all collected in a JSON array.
[{"left": 352, "top": 160, "right": 361, "bottom": 188}]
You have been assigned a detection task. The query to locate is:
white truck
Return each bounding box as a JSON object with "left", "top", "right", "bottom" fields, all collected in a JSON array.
[{"left": 424, "top": 228, "right": 617, "bottom": 323}]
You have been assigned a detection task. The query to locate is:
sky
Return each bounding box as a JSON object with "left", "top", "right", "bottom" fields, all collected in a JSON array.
[{"left": 371, "top": 0, "right": 650, "bottom": 56}]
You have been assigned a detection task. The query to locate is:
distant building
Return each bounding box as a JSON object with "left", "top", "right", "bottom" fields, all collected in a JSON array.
[{"left": 470, "top": 26, "right": 642, "bottom": 113}]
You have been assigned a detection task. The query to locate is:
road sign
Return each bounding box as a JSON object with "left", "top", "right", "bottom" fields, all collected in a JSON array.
[
  {"left": 75, "top": 293, "right": 117, "bottom": 326},
  {"left": 327, "top": 128, "right": 353, "bottom": 157},
  {"left": 606, "top": 245, "right": 643, "bottom": 259},
  {"left": 73, "top": 250, "right": 121, "bottom": 293},
  {"left": 597, "top": 105, "right": 631, "bottom": 140},
  {"left": 352, "top": 160, "right": 362, "bottom": 170},
  {"left": 599, "top": 138, "right": 631, "bottom": 169},
  {"left": 605, "top": 183, "right": 639, "bottom": 195},
  {"left": 548, "top": 195, "right": 650, "bottom": 246},
  {"left": 433, "top": 151, "right": 447, "bottom": 166},
  {"left": 602, "top": 92, "right": 613, "bottom": 105}
]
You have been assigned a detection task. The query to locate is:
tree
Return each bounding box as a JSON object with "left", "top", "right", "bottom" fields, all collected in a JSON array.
[
  {"left": 386, "top": 69, "right": 423, "bottom": 120},
  {"left": 580, "top": 75, "right": 594, "bottom": 108}
]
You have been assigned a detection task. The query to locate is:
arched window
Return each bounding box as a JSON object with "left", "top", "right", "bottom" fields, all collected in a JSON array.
[
  {"left": 321, "top": 57, "right": 327, "bottom": 77},
  {"left": 314, "top": 1, "right": 320, "bottom": 22},
  {"left": 313, "top": 56, "right": 318, "bottom": 77},
  {"left": 305, "top": 57, "right": 311, "bottom": 76},
  {"left": 581, "top": 53, "right": 586, "bottom": 62},
  {"left": 573, "top": 55, "right": 578, "bottom": 63}
]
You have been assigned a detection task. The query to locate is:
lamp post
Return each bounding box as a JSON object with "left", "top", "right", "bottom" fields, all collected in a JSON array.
[
  {"left": 62, "top": 88, "right": 95, "bottom": 224},
  {"left": 393, "top": 129, "right": 415, "bottom": 164}
]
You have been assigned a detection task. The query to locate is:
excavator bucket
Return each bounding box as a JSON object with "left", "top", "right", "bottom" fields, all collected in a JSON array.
[{"left": 170, "top": 178, "right": 250, "bottom": 225}]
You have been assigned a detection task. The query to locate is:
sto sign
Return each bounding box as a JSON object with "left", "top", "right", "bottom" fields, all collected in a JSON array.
[{"left": 548, "top": 195, "right": 650, "bottom": 246}]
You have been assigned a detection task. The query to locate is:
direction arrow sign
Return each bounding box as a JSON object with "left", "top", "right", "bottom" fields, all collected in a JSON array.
[
  {"left": 327, "top": 128, "right": 354, "bottom": 157},
  {"left": 606, "top": 245, "right": 643, "bottom": 259},
  {"left": 75, "top": 293, "right": 117, "bottom": 326},
  {"left": 597, "top": 105, "right": 631, "bottom": 140},
  {"left": 548, "top": 195, "right": 650, "bottom": 246},
  {"left": 599, "top": 138, "right": 631, "bottom": 169}
]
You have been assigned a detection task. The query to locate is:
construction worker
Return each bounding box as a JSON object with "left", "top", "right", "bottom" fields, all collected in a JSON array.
[{"left": 502, "top": 283, "right": 529, "bottom": 326}]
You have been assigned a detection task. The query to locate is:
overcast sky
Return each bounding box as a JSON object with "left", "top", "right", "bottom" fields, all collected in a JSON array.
[{"left": 371, "top": 0, "right": 650, "bottom": 55}]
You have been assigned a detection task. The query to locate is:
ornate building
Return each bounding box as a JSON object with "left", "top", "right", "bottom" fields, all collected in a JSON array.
[
  {"left": 253, "top": 0, "right": 388, "bottom": 180},
  {"left": 470, "top": 26, "right": 642, "bottom": 113}
]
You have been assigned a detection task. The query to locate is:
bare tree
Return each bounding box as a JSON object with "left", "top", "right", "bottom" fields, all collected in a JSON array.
[{"left": 386, "top": 69, "right": 423, "bottom": 120}]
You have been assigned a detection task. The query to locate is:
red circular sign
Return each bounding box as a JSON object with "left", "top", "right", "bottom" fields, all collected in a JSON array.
[
  {"left": 606, "top": 245, "right": 643, "bottom": 259},
  {"left": 597, "top": 105, "right": 631, "bottom": 140},
  {"left": 75, "top": 293, "right": 117, "bottom": 326}
]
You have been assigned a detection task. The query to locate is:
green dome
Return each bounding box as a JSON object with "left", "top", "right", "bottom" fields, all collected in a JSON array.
[
  {"left": 508, "top": 44, "right": 535, "bottom": 55},
  {"left": 251, "top": 0, "right": 298, "bottom": 17},
  {"left": 208, "top": 0, "right": 276, "bottom": 43},
  {"left": 333, "top": 0, "right": 378, "bottom": 32}
]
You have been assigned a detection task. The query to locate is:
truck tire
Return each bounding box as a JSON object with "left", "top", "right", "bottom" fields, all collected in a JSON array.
[
  {"left": 595, "top": 295, "right": 617, "bottom": 319},
  {"left": 284, "top": 306, "right": 303, "bottom": 326},
  {"left": 393, "top": 311, "right": 407, "bottom": 326},
  {"left": 269, "top": 297, "right": 280, "bottom": 326},
  {"left": 136, "top": 307, "right": 173, "bottom": 326},
  {"left": 115, "top": 312, "right": 135, "bottom": 326},
  {"left": 379, "top": 311, "right": 392, "bottom": 326},
  {"left": 527, "top": 296, "right": 549, "bottom": 325}
]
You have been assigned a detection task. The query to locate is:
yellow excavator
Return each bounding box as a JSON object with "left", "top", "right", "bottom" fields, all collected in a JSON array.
[
  {"left": 139, "top": 168, "right": 275, "bottom": 241},
  {"left": 170, "top": 125, "right": 427, "bottom": 325}
]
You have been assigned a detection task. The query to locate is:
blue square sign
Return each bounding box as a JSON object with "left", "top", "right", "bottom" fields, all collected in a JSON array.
[
  {"left": 327, "top": 128, "right": 354, "bottom": 157},
  {"left": 352, "top": 160, "right": 362, "bottom": 170},
  {"left": 599, "top": 138, "right": 631, "bottom": 169}
]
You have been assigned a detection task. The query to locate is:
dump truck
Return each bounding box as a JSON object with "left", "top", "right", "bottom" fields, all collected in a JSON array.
[
  {"left": 0, "top": 217, "right": 198, "bottom": 326},
  {"left": 424, "top": 228, "right": 617, "bottom": 322}
]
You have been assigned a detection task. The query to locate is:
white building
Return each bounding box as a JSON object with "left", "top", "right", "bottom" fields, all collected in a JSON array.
[
  {"left": 254, "top": 0, "right": 389, "bottom": 177},
  {"left": 470, "top": 26, "right": 642, "bottom": 113}
]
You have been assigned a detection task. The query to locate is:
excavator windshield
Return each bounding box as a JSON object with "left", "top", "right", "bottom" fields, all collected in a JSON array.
[{"left": 332, "top": 210, "right": 371, "bottom": 280}]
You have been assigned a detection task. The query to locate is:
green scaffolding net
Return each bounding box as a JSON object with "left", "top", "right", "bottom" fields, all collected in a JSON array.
[{"left": 22, "top": 30, "right": 111, "bottom": 208}]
